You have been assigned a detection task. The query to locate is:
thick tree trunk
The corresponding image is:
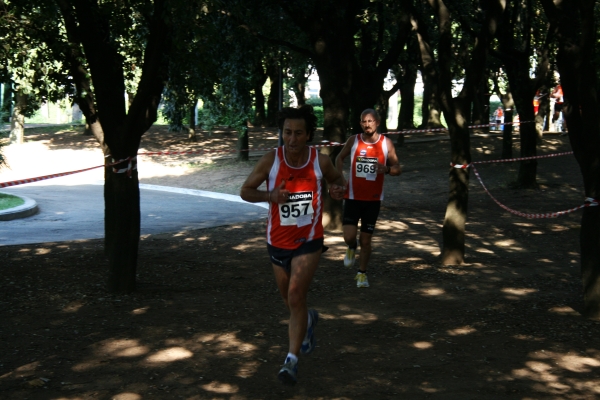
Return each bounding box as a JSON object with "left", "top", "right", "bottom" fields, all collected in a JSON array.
[
  {"left": 504, "top": 70, "right": 538, "bottom": 188},
  {"left": 1, "top": 82, "right": 11, "bottom": 123},
  {"left": 237, "top": 121, "right": 249, "bottom": 161},
  {"left": 398, "top": 74, "right": 417, "bottom": 131},
  {"left": 9, "top": 91, "right": 26, "bottom": 145},
  {"left": 420, "top": 71, "right": 444, "bottom": 129},
  {"left": 265, "top": 58, "right": 281, "bottom": 127},
  {"left": 499, "top": 94, "right": 515, "bottom": 159},
  {"left": 61, "top": 0, "right": 171, "bottom": 293},
  {"left": 293, "top": 81, "right": 306, "bottom": 106},
  {"left": 252, "top": 61, "right": 267, "bottom": 126},
  {"left": 376, "top": 94, "right": 389, "bottom": 133},
  {"left": 316, "top": 66, "right": 351, "bottom": 230},
  {"left": 105, "top": 163, "right": 140, "bottom": 292},
  {"left": 441, "top": 103, "right": 471, "bottom": 265},
  {"left": 542, "top": 0, "right": 600, "bottom": 319}
]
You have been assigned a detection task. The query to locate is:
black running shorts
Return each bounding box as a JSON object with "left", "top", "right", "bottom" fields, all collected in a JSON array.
[
  {"left": 267, "top": 238, "right": 327, "bottom": 272},
  {"left": 342, "top": 199, "right": 381, "bottom": 234}
]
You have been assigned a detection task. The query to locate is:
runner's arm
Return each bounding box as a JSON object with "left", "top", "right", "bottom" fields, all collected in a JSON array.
[
  {"left": 385, "top": 137, "right": 402, "bottom": 176},
  {"left": 334, "top": 135, "right": 354, "bottom": 184},
  {"left": 240, "top": 151, "right": 286, "bottom": 203},
  {"left": 319, "top": 153, "right": 346, "bottom": 200}
]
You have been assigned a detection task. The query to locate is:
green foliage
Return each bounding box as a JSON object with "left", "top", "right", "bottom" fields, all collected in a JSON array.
[
  {"left": 312, "top": 106, "right": 324, "bottom": 128},
  {"left": 305, "top": 97, "right": 323, "bottom": 107}
]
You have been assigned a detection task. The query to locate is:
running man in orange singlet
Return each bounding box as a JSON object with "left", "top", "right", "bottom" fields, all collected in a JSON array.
[
  {"left": 335, "top": 109, "right": 401, "bottom": 288},
  {"left": 240, "top": 105, "right": 345, "bottom": 386}
]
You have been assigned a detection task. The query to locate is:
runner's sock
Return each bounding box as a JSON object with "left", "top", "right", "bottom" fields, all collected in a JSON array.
[{"left": 285, "top": 353, "right": 298, "bottom": 364}]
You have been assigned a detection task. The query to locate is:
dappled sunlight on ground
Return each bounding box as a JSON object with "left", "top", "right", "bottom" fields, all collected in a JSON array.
[{"left": 3, "top": 130, "right": 599, "bottom": 398}]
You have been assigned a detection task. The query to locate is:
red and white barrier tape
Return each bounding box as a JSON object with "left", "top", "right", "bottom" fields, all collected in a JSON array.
[
  {"left": 0, "top": 156, "right": 134, "bottom": 188},
  {"left": 138, "top": 141, "right": 345, "bottom": 157},
  {"left": 386, "top": 120, "right": 531, "bottom": 135},
  {"left": 450, "top": 151, "right": 575, "bottom": 169},
  {"left": 471, "top": 164, "right": 598, "bottom": 219}
]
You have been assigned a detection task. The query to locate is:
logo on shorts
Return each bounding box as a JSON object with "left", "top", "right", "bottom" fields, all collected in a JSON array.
[
  {"left": 294, "top": 237, "right": 307, "bottom": 244},
  {"left": 360, "top": 149, "right": 367, "bottom": 156}
]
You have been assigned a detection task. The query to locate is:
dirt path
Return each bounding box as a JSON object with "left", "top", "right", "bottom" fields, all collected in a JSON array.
[{"left": 1, "top": 126, "right": 599, "bottom": 399}]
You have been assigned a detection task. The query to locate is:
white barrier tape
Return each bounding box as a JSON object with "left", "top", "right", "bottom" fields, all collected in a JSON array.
[
  {"left": 451, "top": 163, "right": 471, "bottom": 169},
  {"left": 472, "top": 165, "right": 596, "bottom": 219},
  {"left": 472, "top": 151, "right": 574, "bottom": 165},
  {"left": 112, "top": 156, "right": 137, "bottom": 177}
]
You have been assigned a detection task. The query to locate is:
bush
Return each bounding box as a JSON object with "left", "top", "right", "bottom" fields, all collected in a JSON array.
[
  {"left": 305, "top": 97, "right": 323, "bottom": 107},
  {"left": 313, "top": 105, "right": 324, "bottom": 128}
]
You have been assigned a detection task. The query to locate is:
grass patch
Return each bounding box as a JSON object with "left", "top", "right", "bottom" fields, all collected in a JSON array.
[{"left": 0, "top": 192, "right": 25, "bottom": 211}]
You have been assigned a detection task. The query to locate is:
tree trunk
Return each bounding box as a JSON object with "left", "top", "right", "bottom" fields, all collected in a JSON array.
[
  {"left": 237, "top": 121, "right": 249, "bottom": 161},
  {"left": 397, "top": 73, "right": 417, "bottom": 131},
  {"left": 60, "top": 0, "right": 171, "bottom": 293},
  {"left": 471, "top": 78, "right": 491, "bottom": 133},
  {"left": 541, "top": 0, "right": 600, "bottom": 319},
  {"left": 316, "top": 65, "right": 351, "bottom": 230},
  {"left": 499, "top": 93, "right": 515, "bottom": 159},
  {"left": 1, "top": 81, "right": 11, "bottom": 123},
  {"left": 9, "top": 90, "right": 26, "bottom": 145},
  {"left": 105, "top": 162, "right": 140, "bottom": 293},
  {"left": 265, "top": 58, "right": 281, "bottom": 127},
  {"left": 421, "top": 0, "right": 501, "bottom": 265},
  {"left": 376, "top": 94, "right": 389, "bottom": 133},
  {"left": 188, "top": 103, "right": 197, "bottom": 142},
  {"left": 420, "top": 70, "right": 444, "bottom": 129},
  {"left": 252, "top": 60, "right": 267, "bottom": 126},
  {"left": 293, "top": 81, "right": 306, "bottom": 106},
  {"left": 535, "top": 90, "right": 549, "bottom": 138}
]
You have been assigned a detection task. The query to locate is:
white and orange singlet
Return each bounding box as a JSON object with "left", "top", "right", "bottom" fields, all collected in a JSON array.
[
  {"left": 266, "top": 147, "right": 324, "bottom": 249},
  {"left": 346, "top": 134, "right": 388, "bottom": 201}
]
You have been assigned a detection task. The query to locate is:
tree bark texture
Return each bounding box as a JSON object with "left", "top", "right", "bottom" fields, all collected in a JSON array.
[
  {"left": 9, "top": 90, "right": 26, "bottom": 145},
  {"left": 541, "top": 0, "right": 600, "bottom": 319},
  {"left": 397, "top": 73, "right": 417, "bottom": 131},
  {"left": 265, "top": 58, "right": 281, "bottom": 127},
  {"left": 59, "top": 0, "right": 171, "bottom": 293},
  {"left": 237, "top": 122, "right": 249, "bottom": 161},
  {"left": 419, "top": 0, "right": 501, "bottom": 264},
  {"left": 252, "top": 61, "right": 267, "bottom": 126},
  {"left": 1, "top": 81, "right": 11, "bottom": 123},
  {"left": 188, "top": 104, "right": 197, "bottom": 142}
]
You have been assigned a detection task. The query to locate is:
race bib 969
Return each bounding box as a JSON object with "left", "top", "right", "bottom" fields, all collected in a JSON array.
[{"left": 355, "top": 156, "right": 378, "bottom": 180}]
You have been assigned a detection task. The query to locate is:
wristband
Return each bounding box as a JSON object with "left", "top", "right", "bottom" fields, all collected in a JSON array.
[{"left": 385, "top": 166, "right": 391, "bottom": 174}]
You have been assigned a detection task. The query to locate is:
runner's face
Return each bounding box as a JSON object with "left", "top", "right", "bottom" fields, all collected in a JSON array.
[
  {"left": 360, "top": 114, "right": 380, "bottom": 135},
  {"left": 282, "top": 118, "right": 309, "bottom": 155}
]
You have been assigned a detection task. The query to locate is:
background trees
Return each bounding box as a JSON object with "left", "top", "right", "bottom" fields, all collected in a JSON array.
[{"left": 1, "top": 0, "right": 600, "bottom": 318}]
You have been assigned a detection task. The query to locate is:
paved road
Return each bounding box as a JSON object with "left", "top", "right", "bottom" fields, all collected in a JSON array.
[{"left": 0, "top": 181, "right": 267, "bottom": 246}]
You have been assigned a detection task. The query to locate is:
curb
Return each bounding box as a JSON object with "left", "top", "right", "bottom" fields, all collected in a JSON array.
[{"left": 0, "top": 194, "right": 39, "bottom": 221}]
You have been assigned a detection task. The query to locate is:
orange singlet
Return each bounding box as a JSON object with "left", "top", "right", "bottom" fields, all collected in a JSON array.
[
  {"left": 345, "top": 134, "right": 389, "bottom": 201},
  {"left": 266, "top": 146, "right": 324, "bottom": 249}
]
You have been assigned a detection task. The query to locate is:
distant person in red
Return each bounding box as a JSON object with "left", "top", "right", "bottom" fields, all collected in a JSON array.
[
  {"left": 551, "top": 84, "right": 567, "bottom": 132},
  {"left": 533, "top": 90, "right": 541, "bottom": 114},
  {"left": 493, "top": 106, "right": 504, "bottom": 130}
]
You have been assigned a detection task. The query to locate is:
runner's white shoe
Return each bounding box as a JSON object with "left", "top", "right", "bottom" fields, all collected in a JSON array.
[
  {"left": 355, "top": 272, "right": 369, "bottom": 288},
  {"left": 344, "top": 246, "right": 356, "bottom": 267}
]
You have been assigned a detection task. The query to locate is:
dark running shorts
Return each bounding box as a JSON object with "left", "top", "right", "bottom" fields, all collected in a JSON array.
[
  {"left": 342, "top": 199, "right": 381, "bottom": 234},
  {"left": 267, "top": 238, "right": 327, "bottom": 272}
]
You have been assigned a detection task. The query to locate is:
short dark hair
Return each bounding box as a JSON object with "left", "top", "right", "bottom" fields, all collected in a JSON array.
[
  {"left": 277, "top": 105, "right": 318, "bottom": 141},
  {"left": 361, "top": 108, "right": 380, "bottom": 122}
]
